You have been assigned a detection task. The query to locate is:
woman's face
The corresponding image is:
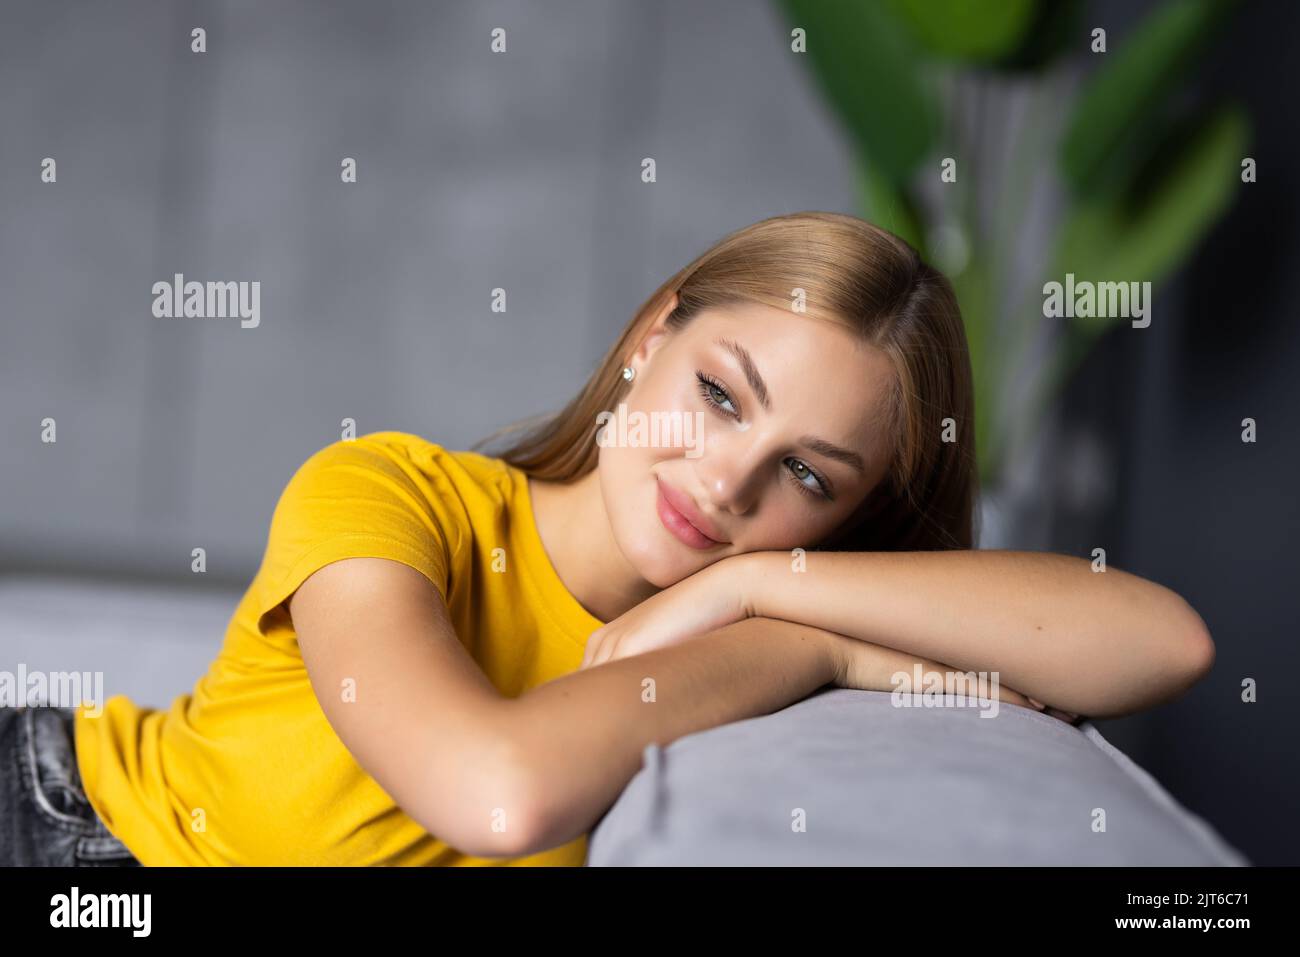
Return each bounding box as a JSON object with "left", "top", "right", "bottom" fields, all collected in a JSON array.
[{"left": 598, "top": 297, "right": 897, "bottom": 588}]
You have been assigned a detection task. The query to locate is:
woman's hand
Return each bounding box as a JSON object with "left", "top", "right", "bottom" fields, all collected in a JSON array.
[
  {"left": 825, "top": 631, "right": 1083, "bottom": 724},
  {"left": 579, "top": 557, "right": 751, "bottom": 670},
  {"left": 1026, "top": 697, "right": 1083, "bottom": 725},
  {"left": 577, "top": 556, "right": 1088, "bottom": 727}
]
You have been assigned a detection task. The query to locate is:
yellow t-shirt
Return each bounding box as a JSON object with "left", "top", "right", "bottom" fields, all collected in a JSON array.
[{"left": 74, "top": 431, "right": 605, "bottom": 866}]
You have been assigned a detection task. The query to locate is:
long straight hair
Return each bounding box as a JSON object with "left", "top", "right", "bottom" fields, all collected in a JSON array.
[{"left": 472, "top": 211, "right": 978, "bottom": 551}]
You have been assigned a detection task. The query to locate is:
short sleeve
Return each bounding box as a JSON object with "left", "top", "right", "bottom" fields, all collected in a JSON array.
[{"left": 254, "top": 437, "right": 457, "bottom": 633}]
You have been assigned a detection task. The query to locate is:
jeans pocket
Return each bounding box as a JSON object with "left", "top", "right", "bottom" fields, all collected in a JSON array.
[{"left": 17, "top": 706, "right": 97, "bottom": 832}]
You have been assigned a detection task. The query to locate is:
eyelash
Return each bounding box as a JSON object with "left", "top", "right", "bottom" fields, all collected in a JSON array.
[{"left": 694, "top": 371, "right": 832, "bottom": 501}]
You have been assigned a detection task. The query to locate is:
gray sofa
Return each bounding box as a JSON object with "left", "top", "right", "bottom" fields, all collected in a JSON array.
[
  {"left": 2, "top": 577, "right": 1246, "bottom": 866},
  {"left": 587, "top": 688, "right": 1247, "bottom": 866}
]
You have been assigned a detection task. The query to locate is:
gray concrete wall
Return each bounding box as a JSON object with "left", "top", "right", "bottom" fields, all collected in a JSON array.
[{"left": 0, "top": 0, "right": 858, "bottom": 583}]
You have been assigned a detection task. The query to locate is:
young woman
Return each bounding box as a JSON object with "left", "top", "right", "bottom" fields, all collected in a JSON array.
[{"left": 6, "top": 211, "right": 1214, "bottom": 867}]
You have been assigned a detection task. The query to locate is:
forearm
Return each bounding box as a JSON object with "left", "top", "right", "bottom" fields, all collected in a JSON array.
[
  {"left": 745, "top": 549, "right": 1214, "bottom": 717},
  {"left": 504, "top": 616, "right": 838, "bottom": 855}
]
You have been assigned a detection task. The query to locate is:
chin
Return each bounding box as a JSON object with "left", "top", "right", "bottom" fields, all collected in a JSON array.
[{"left": 616, "top": 522, "right": 700, "bottom": 589}]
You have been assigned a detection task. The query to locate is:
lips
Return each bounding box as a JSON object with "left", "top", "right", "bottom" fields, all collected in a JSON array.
[{"left": 655, "top": 476, "right": 728, "bottom": 550}]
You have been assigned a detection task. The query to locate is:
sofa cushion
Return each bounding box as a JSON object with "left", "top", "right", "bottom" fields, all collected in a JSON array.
[{"left": 587, "top": 688, "right": 1247, "bottom": 866}]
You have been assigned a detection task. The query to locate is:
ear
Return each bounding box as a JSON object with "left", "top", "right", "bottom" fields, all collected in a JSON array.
[{"left": 633, "top": 291, "right": 679, "bottom": 364}]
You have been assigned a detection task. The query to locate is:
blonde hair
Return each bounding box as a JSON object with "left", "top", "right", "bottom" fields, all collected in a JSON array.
[{"left": 473, "top": 211, "right": 978, "bottom": 551}]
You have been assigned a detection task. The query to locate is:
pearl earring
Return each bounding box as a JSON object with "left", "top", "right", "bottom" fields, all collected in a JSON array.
[{"left": 621, "top": 366, "right": 636, "bottom": 382}]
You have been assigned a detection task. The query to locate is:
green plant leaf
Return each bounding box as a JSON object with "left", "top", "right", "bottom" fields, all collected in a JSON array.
[
  {"left": 885, "top": 0, "right": 1038, "bottom": 63},
  {"left": 776, "top": 0, "right": 938, "bottom": 183},
  {"left": 995, "top": 0, "right": 1084, "bottom": 73},
  {"left": 1059, "top": 0, "right": 1235, "bottom": 194},
  {"left": 1048, "top": 103, "right": 1249, "bottom": 396}
]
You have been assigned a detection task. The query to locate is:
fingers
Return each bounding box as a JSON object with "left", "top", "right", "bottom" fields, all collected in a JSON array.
[
  {"left": 1026, "top": 697, "right": 1080, "bottom": 724},
  {"left": 581, "top": 630, "right": 615, "bottom": 670},
  {"left": 581, "top": 626, "right": 605, "bottom": 669}
]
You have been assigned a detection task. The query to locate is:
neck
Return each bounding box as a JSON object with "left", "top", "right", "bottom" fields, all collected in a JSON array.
[{"left": 527, "top": 468, "right": 659, "bottom": 623}]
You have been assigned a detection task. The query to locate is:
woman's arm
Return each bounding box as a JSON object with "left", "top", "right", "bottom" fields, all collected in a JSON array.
[
  {"left": 291, "top": 557, "right": 845, "bottom": 860},
  {"left": 510, "top": 614, "right": 1056, "bottom": 856},
  {"left": 507, "top": 615, "right": 840, "bottom": 853},
  {"left": 737, "top": 548, "right": 1215, "bottom": 719}
]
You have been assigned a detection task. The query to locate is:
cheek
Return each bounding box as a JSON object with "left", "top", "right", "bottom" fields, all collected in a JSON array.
[
  {"left": 596, "top": 451, "right": 692, "bottom": 587},
  {"left": 597, "top": 444, "right": 655, "bottom": 545},
  {"left": 743, "top": 514, "right": 807, "bottom": 551},
  {"left": 737, "top": 496, "right": 848, "bottom": 552},
  {"left": 597, "top": 444, "right": 637, "bottom": 508},
  {"left": 632, "top": 361, "right": 698, "bottom": 414}
]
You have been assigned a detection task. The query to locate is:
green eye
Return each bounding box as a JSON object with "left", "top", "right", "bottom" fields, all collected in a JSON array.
[
  {"left": 785, "top": 458, "right": 829, "bottom": 499},
  {"left": 696, "top": 372, "right": 739, "bottom": 417}
]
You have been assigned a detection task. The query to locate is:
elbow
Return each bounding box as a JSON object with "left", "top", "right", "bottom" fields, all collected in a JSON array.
[
  {"left": 429, "top": 742, "right": 551, "bottom": 860},
  {"left": 485, "top": 746, "right": 553, "bottom": 858},
  {"left": 1174, "top": 599, "right": 1216, "bottom": 687}
]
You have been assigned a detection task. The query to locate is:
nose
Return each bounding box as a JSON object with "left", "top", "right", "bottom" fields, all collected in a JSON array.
[{"left": 692, "top": 428, "right": 766, "bottom": 516}]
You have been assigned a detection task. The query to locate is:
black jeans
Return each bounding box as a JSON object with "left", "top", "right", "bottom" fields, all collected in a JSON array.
[{"left": 0, "top": 705, "right": 142, "bottom": 866}]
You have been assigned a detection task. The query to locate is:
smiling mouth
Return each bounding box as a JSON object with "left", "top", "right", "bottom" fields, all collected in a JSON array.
[{"left": 654, "top": 477, "right": 727, "bottom": 550}]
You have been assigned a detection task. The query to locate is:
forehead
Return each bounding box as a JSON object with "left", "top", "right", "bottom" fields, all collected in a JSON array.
[{"left": 685, "top": 302, "right": 892, "bottom": 392}]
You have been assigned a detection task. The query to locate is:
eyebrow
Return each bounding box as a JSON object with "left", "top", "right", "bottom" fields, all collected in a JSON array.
[{"left": 714, "top": 337, "right": 867, "bottom": 475}]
